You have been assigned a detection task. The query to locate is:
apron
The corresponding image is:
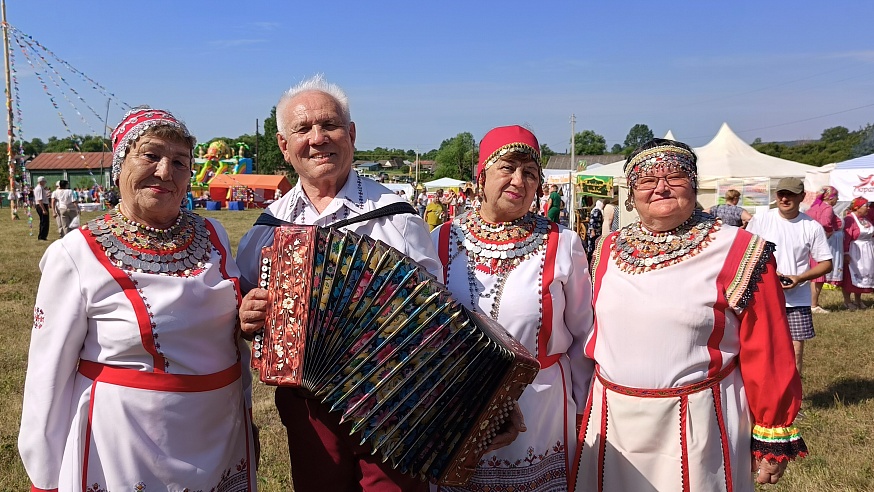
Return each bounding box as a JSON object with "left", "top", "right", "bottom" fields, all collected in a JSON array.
[{"left": 848, "top": 213, "right": 874, "bottom": 288}]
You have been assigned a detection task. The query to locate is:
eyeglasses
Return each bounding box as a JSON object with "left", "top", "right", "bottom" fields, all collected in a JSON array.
[{"left": 635, "top": 173, "right": 690, "bottom": 190}]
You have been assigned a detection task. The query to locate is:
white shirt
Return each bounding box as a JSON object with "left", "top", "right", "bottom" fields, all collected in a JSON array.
[
  {"left": 746, "top": 208, "right": 832, "bottom": 306},
  {"left": 33, "top": 184, "right": 48, "bottom": 204},
  {"left": 51, "top": 189, "right": 76, "bottom": 210},
  {"left": 236, "top": 169, "right": 441, "bottom": 292}
]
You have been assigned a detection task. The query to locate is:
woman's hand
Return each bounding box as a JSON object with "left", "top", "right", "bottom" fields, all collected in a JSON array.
[
  {"left": 754, "top": 457, "right": 788, "bottom": 484},
  {"left": 485, "top": 402, "right": 527, "bottom": 452},
  {"left": 239, "top": 288, "right": 269, "bottom": 335}
]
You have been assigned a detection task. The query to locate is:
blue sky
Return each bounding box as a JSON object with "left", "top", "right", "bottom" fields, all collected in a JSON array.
[{"left": 7, "top": 0, "right": 874, "bottom": 154}]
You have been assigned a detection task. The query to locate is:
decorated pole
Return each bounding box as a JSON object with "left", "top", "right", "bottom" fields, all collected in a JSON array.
[{"left": 2, "top": 0, "right": 18, "bottom": 219}]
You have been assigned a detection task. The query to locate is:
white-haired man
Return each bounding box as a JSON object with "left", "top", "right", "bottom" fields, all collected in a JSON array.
[
  {"left": 236, "top": 75, "right": 438, "bottom": 491},
  {"left": 33, "top": 176, "right": 50, "bottom": 241}
]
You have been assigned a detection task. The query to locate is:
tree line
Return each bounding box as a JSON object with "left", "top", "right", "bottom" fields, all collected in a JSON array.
[{"left": 4, "top": 110, "right": 871, "bottom": 187}]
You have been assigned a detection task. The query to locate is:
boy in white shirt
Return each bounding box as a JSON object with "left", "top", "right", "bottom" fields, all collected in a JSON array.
[{"left": 746, "top": 177, "right": 832, "bottom": 378}]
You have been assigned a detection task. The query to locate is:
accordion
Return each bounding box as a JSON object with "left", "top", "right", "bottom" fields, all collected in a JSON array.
[{"left": 251, "top": 225, "right": 539, "bottom": 485}]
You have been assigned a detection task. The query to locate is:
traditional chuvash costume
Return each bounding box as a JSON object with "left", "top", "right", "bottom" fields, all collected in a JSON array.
[
  {"left": 572, "top": 143, "right": 806, "bottom": 492},
  {"left": 19, "top": 108, "right": 256, "bottom": 492},
  {"left": 432, "top": 126, "right": 595, "bottom": 491}
]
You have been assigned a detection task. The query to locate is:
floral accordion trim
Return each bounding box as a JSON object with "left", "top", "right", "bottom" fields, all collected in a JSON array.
[
  {"left": 725, "top": 236, "right": 775, "bottom": 312},
  {"left": 751, "top": 424, "right": 808, "bottom": 462}
]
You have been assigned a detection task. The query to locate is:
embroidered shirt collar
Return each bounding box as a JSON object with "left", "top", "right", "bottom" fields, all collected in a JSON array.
[{"left": 286, "top": 169, "right": 366, "bottom": 223}]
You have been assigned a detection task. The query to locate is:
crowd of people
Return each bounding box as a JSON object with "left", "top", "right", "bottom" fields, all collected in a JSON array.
[{"left": 20, "top": 73, "right": 874, "bottom": 491}]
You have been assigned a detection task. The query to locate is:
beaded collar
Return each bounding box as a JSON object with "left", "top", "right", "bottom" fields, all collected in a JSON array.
[
  {"left": 612, "top": 210, "right": 720, "bottom": 274},
  {"left": 449, "top": 210, "right": 550, "bottom": 320},
  {"left": 83, "top": 206, "right": 211, "bottom": 276},
  {"left": 454, "top": 210, "right": 550, "bottom": 276}
]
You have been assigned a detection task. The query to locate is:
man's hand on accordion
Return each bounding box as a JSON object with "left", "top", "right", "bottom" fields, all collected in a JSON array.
[
  {"left": 239, "top": 288, "right": 269, "bottom": 339},
  {"left": 485, "top": 401, "right": 527, "bottom": 453}
]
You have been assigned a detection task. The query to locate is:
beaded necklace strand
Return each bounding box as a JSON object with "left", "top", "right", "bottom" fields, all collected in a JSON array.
[
  {"left": 612, "top": 210, "right": 720, "bottom": 274},
  {"left": 450, "top": 210, "right": 550, "bottom": 319}
]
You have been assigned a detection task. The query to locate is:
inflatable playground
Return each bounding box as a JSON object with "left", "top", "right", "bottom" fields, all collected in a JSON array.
[{"left": 191, "top": 140, "right": 253, "bottom": 190}]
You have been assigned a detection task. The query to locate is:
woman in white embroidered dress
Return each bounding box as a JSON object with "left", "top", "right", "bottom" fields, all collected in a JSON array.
[
  {"left": 841, "top": 197, "right": 874, "bottom": 310},
  {"left": 572, "top": 138, "right": 806, "bottom": 492},
  {"left": 19, "top": 107, "right": 257, "bottom": 492},
  {"left": 431, "top": 125, "right": 594, "bottom": 491}
]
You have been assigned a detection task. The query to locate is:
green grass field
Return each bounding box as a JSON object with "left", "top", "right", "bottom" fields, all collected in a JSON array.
[{"left": 0, "top": 209, "right": 872, "bottom": 491}]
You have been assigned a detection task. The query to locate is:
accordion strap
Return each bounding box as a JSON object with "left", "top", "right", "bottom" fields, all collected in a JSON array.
[{"left": 254, "top": 201, "right": 418, "bottom": 228}]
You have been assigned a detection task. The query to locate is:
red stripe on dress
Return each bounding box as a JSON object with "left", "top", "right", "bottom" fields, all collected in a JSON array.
[
  {"left": 437, "top": 224, "right": 450, "bottom": 284},
  {"left": 82, "top": 227, "right": 165, "bottom": 372},
  {"left": 78, "top": 359, "right": 241, "bottom": 392},
  {"left": 30, "top": 486, "right": 57, "bottom": 492},
  {"left": 569, "top": 373, "right": 595, "bottom": 491},
  {"left": 680, "top": 395, "right": 690, "bottom": 492},
  {"left": 712, "top": 385, "right": 734, "bottom": 492},
  {"left": 597, "top": 382, "right": 608, "bottom": 492},
  {"left": 82, "top": 378, "right": 97, "bottom": 492},
  {"left": 586, "top": 233, "right": 615, "bottom": 358},
  {"left": 537, "top": 223, "right": 560, "bottom": 365},
  {"left": 204, "top": 220, "right": 241, "bottom": 308},
  {"left": 709, "top": 234, "right": 748, "bottom": 376}
]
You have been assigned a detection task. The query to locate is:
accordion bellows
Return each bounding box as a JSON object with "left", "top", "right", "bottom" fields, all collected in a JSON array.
[{"left": 252, "top": 225, "right": 539, "bottom": 485}]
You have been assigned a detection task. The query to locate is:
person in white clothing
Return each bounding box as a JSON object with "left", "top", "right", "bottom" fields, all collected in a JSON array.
[
  {"left": 746, "top": 177, "right": 832, "bottom": 378},
  {"left": 18, "top": 107, "right": 256, "bottom": 491},
  {"left": 236, "top": 74, "right": 439, "bottom": 492},
  {"left": 50, "top": 179, "right": 79, "bottom": 237},
  {"left": 431, "top": 125, "right": 594, "bottom": 491},
  {"left": 575, "top": 139, "right": 806, "bottom": 492},
  {"left": 840, "top": 197, "right": 874, "bottom": 309},
  {"left": 33, "top": 176, "right": 50, "bottom": 240}
]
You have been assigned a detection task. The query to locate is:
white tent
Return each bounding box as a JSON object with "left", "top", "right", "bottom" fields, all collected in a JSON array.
[
  {"left": 829, "top": 153, "right": 874, "bottom": 201},
  {"left": 382, "top": 183, "right": 415, "bottom": 199},
  {"left": 692, "top": 123, "right": 819, "bottom": 186},
  {"left": 574, "top": 123, "right": 820, "bottom": 225},
  {"left": 578, "top": 124, "right": 817, "bottom": 184},
  {"left": 423, "top": 177, "right": 466, "bottom": 189}
]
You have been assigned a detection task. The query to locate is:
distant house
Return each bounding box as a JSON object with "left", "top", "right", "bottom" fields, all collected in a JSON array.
[
  {"left": 545, "top": 154, "right": 620, "bottom": 171},
  {"left": 381, "top": 157, "right": 406, "bottom": 169},
  {"left": 26, "top": 151, "right": 111, "bottom": 187},
  {"left": 354, "top": 162, "right": 380, "bottom": 172},
  {"left": 416, "top": 160, "right": 436, "bottom": 173}
]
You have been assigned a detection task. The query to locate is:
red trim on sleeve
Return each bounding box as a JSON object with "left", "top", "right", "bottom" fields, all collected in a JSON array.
[
  {"left": 31, "top": 486, "right": 58, "bottom": 492},
  {"left": 537, "top": 223, "right": 560, "bottom": 366},
  {"left": 82, "top": 228, "right": 165, "bottom": 372},
  {"left": 710, "top": 231, "right": 755, "bottom": 376},
  {"left": 737, "top": 257, "right": 803, "bottom": 428}
]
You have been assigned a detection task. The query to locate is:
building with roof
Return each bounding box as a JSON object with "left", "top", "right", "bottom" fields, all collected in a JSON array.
[{"left": 25, "top": 152, "right": 111, "bottom": 188}]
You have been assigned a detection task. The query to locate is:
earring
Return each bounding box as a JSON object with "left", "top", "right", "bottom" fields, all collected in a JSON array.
[{"left": 625, "top": 195, "right": 634, "bottom": 212}]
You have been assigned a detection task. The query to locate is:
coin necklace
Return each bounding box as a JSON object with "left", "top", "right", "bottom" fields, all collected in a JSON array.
[
  {"left": 83, "top": 206, "right": 212, "bottom": 276},
  {"left": 451, "top": 210, "right": 550, "bottom": 319},
  {"left": 612, "top": 210, "right": 720, "bottom": 274}
]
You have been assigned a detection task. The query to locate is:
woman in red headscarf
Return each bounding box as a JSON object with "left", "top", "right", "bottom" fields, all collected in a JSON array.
[
  {"left": 807, "top": 185, "right": 843, "bottom": 313},
  {"left": 841, "top": 197, "right": 874, "bottom": 310},
  {"left": 19, "top": 107, "right": 256, "bottom": 492},
  {"left": 430, "top": 126, "right": 594, "bottom": 491}
]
